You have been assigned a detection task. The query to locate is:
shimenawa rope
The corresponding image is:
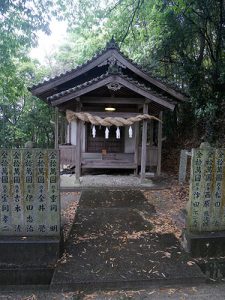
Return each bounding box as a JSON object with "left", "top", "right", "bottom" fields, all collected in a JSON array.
[{"left": 66, "top": 110, "right": 161, "bottom": 127}]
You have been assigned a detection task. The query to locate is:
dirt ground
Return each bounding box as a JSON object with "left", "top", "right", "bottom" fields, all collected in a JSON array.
[
  {"left": 51, "top": 184, "right": 203, "bottom": 293},
  {"left": 2, "top": 283, "right": 225, "bottom": 299},
  {"left": 143, "top": 178, "right": 189, "bottom": 240},
  {"left": 60, "top": 177, "right": 189, "bottom": 245},
  {"left": 1, "top": 178, "right": 218, "bottom": 299}
]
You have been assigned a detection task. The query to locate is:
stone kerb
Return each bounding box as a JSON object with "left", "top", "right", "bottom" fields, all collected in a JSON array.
[{"left": 0, "top": 149, "right": 60, "bottom": 237}]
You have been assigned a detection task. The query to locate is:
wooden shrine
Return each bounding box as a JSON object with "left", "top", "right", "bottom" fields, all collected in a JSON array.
[{"left": 30, "top": 39, "right": 187, "bottom": 182}]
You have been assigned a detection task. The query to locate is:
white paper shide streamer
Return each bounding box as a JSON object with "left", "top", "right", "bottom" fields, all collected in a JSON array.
[
  {"left": 116, "top": 127, "right": 120, "bottom": 139},
  {"left": 92, "top": 125, "right": 96, "bottom": 138},
  {"left": 105, "top": 127, "right": 109, "bottom": 139},
  {"left": 128, "top": 126, "right": 133, "bottom": 138}
]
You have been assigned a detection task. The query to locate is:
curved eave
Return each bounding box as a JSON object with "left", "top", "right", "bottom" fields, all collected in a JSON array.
[
  {"left": 30, "top": 47, "right": 187, "bottom": 103},
  {"left": 48, "top": 74, "right": 176, "bottom": 111}
]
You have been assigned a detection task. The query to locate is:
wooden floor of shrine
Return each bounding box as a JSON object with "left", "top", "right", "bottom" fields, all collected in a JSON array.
[{"left": 81, "top": 159, "right": 136, "bottom": 169}]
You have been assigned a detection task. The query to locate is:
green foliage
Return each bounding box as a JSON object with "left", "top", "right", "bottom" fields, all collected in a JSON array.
[
  {"left": 49, "top": 29, "right": 107, "bottom": 75},
  {"left": 0, "top": 60, "right": 55, "bottom": 148},
  {"left": 59, "top": 0, "right": 225, "bottom": 145},
  {"left": 1, "top": 0, "right": 225, "bottom": 148},
  {"left": 0, "top": 0, "right": 63, "bottom": 148}
]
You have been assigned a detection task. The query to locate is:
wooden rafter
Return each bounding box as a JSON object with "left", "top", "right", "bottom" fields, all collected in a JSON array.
[{"left": 81, "top": 97, "right": 145, "bottom": 105}]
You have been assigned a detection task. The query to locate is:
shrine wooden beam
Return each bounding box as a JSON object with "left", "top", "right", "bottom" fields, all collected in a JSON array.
[
  {"left": 68, "top": 122, "right": 71, "bottom": 144},
  {"left": 140, "top": 103, "right": 148, "bottom": 183},
  {"left": 149, "top": 119, "right": 154, "bottom": 147},
  {"left": 84, "top": 111, "right": 140, "bottom": 118},
  {"left": 81, "top": 97, "right": 145, "bottom": 105},
  {"left": 75, "top": 99, "right": 81, "bottom": 182},
  {"left": 134, "top": 122, "right": 139, "bottom": 175},
  {"left": 157, "top": 111, "right": 163, "bottom": 176}
]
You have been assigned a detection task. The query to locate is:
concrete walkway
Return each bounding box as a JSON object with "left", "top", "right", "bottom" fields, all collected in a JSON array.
[{"left": 51, "top": 188, "right": 205, "bottom": 290}]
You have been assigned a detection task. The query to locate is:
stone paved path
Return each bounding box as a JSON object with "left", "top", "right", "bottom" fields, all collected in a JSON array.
[{"left": 51, "top": 189, "right": 205, "bottom": 290}]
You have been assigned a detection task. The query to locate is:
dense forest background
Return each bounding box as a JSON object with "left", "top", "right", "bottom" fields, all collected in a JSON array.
[{"left": 1, "top": 0, "right": 224, "bottom": 148}]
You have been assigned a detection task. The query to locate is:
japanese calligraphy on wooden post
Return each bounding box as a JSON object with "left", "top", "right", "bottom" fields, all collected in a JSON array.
[
  {"left": 0, "top": 149, "right": 60, "bottom": 237},
  {"left": 188, "top": 148, "right": 225, "bottom": 232}
]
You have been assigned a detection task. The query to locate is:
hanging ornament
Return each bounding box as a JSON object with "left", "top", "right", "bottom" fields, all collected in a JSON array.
[
  {"left": 129, "top": 126, "right": 133, "bottom": 138},
  {"left": 116, "top": 127, "right": 120, "bottom": 139},
  {"left": 92, "top": 125, "right": 96, "bottom": 138},
  {"left": 105, "top": 127, "right": 109, "bottom": 139}
]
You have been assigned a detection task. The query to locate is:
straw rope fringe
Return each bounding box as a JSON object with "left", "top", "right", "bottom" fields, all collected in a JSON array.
[{"left": 66, "top": 110, "right": 161, "bottom": 127}]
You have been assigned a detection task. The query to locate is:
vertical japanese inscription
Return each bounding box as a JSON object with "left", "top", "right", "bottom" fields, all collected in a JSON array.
[
  {"left": 0, "top": 150, "right": 11, "bottom": 233},
  {"left": 35, "top": 150, "right": 47, "bottom": 235},
  {"left": 24, "top": 150, "right": 35, "bottom": 234},
  {"left": 188, "top": 148, "right": 225, "bottom": 232},
  {"left": 0, "top": 149, "right": 60, "bottom": 236},
  {"left": 212, "top": 149, "right": 225, "bottom": 230},
  {"left": 48, "top": 151, "right": 60, "bottom": 234},
  {"left": 12, "top": 149, "right": 23, "bottom": 234}
]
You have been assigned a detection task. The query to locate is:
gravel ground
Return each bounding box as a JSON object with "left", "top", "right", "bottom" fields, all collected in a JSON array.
[
  {"left": 60, "top": 174, "right": 154, "bottom": 188},
  {"left": 61, "top": 192, "right": 80, "bottom": 241}
]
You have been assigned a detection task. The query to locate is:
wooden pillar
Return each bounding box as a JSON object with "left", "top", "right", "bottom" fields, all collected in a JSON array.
[
  {"left": 64, "top": 119, "right": 67, "bottom": 144},
  {"left": 157, "top": 111, "right": 163, "bottom": 176},
  {"left": 60, "top": 115, "right": 64, "bottom": 144},
  {"left": 149, "top": 120, "right": 154, "bottom": 146},
  {"left": 75, "top": 100, "right": 81, "bottom": 182},
  {"left": 148, "top": 119, "right": 153, "bottom": 170},
  {"left": 134, "top": 122, "right": 139, "bottom": 175},
  {"left": 140, "top": 103, "right": 148, "bottom": 183},
  {"left": 54, "top": 107, "right": 59, "bottom": 149},
  {"left": 69, "top": 122, "right": 72, "bottom": 144}
]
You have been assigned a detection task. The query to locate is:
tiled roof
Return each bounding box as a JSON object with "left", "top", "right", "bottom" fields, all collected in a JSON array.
[
  {"left": 47, "top": 73, "right": 109, "bottom": 101},
  {"left": 30, "top": 39, "right": 118, "bottom": 90},
  {"left": 47, "top": 72, "right": 176, "bottom": 106},
  {"left": 30, "top": 38, "right": 185, "bottom": 97}
]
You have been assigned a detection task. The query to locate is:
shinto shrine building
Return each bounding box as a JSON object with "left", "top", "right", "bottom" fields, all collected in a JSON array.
[{"left": 30, "top": 39, "right": 187, "bottom": 182}]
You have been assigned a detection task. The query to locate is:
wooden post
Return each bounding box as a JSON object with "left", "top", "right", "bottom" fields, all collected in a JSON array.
[
  {"left": 69, "top": 123, "right": 71, "bottom": 144},
  {"left": 54, "top": 107, "right": 59, "bottom": 149},
  {"left": 140, "top": 103, "right": 148, "bottom": 183},
  {"left": 60, "top": 115, "right": 64, "bottom": 144},
  {"left": 148, "top": 119, "right": 153, "bottom": 170},
  {"left": 157, "top": 111, "right": 163, "bottom": 176},
  {"left": 75, "top": 100, "right": 81, "bottom": 182},
  {"left": 64, "top": 119, "right": 67, "bottom": 144},
  {"left": 134, "top": 122, "right": 139, "bottom": 175},
  {"left": 149, "top": 120, "right": 154, "bottom": 146}
]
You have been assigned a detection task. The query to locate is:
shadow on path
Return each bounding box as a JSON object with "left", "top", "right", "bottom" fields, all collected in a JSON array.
[{"left": 52, "top": 189, "right": 205, "bottom": 290}]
